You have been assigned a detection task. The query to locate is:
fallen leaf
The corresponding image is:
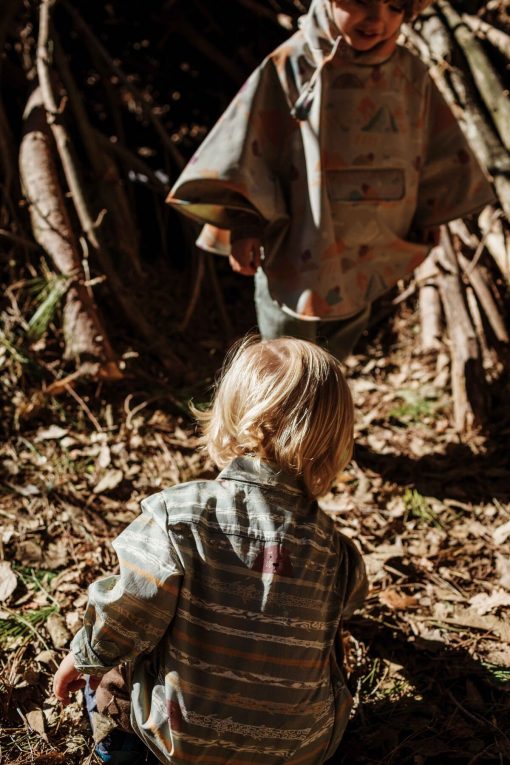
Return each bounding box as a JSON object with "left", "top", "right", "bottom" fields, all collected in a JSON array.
[
  {"left": 15, "top": 540, "right": 43, "bottom": 565},
  {"left": 35, "top": 426, "right": 69, "bottom": 442},
  {"left": 434, "top": 603, "right": 510, "bottom": 642},
  {"left": 46, "top": 613, "right": 72, "bottom": 649},
  {"left": 379, "top": 588, "right": 418, "bottom": 610},
  {"left": 496, "top": 554, "right": 510, "bottom": 591},
  {"left": 97, "top": 440, "right": 112, "bottom": 469},
  {"left": 93, "top": 469, "right": 124, "bottom": 494},
  {"left": 0, "top": 561, "right": 18, "bottom": 601},
  {"left": 493, "top": 519, "right": 510, "bottom": 546},
  {"left": 43, "top": 540, "right": 69, "bottom": 569},
  {"left": 468, "top": 589, "right": 510, "bottom": 616},
  {"left": 25, "top": 708, "right": 48, "bottom": 741},
  {"left": 35, "top": 649, "right": 59, "bottom": 668}
]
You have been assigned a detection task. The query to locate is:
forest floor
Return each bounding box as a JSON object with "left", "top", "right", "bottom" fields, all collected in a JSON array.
[{"left": 1, "top": 266, "right": 510, "bottom": 765}]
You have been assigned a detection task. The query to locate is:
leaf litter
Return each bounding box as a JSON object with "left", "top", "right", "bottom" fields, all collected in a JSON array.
[{"left": 1, "top": 302, "right": 510, "bottom": 765}]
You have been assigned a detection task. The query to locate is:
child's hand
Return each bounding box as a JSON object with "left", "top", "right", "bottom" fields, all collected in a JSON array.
[
  {"left": 53, "top": 651, "right": 87, "bottom": 705},
  {"left": 229, "top": 238, "right": 262, "bottom": 276}
]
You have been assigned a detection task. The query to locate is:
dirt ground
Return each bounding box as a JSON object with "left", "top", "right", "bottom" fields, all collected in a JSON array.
[{"left": 1, "top": 267, "right": 510, "bottom": 765}]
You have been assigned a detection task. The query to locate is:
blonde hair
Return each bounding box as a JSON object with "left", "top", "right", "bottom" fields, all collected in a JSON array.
[{"left": 194, "top": 336, "right": 354, "bottom": 498}]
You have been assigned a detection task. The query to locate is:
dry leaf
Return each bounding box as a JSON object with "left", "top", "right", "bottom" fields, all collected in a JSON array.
[
  {"left": 434, "top": 603, "right": 510, "bottom": 643},
  {"left": 96, "top": 438, "right": 112, "bottom": 470},
  {"left": 46, "top": 613, "right": 72, "bottom": 649},
  {"left": 379, "top": 588, "right": 418, "bottom": 610},
  {"left": 43, "top": 540, "right": 69, "bottom": 569},
  {"left": 93, "top": 469, "right": 124, "bottom": 494},
  {"left": 25, "top": 708, "right": 48, "bottom": 741},
  {"left": 468, "top": 589, "right": 510, "bottom": 616},
  {"left": 496, "top": 554, "right": 510, "bottom": 591},
  {"left": 0, "top": 561, "right": 18, "bottom": 602},
  {"left": 15, "top": 539, "right": 43, "bottom": 565},
  {"left": 35, "top": 426, "right": 69, "bottom": 442},
  {"left": 35, "top": 649, "right": 58, "bottom": 668},
  {"left": 493, "top": 519, "right": 510, "bottom": 546}
]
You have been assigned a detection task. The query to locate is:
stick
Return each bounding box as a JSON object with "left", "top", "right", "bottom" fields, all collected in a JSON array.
[
  {"left": 462, "top": 13, "right": 510, "bottom": 59},
  {"left": 436, "top": 229, "right": 486, "bottom": 432},
  {"left": 415, "top": 254, "right": 443, "bottom": 352},
  {"left": 438, "top": 1, "right": 510, "bottom": 153},
  {"left": 458, "top": 252, "right": 509, "bottom": 344}
]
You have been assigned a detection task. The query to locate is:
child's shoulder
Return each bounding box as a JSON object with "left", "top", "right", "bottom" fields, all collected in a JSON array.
[
  {"left": 394, "top": 42, "right": 431, "bottom": 80},
  {"left": 256, "top": 27, "right": 305, "bottom": 77},
  {"left": 141, "top": 477, "right": 229, "bottom": 523}
]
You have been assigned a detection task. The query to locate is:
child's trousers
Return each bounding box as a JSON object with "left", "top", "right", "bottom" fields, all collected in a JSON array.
[
  {"left": 84, "top": 669, "right": 159, "bottom": 765},
  {"left": 254, "top": 269, "right": 370, "bottom": 361}
]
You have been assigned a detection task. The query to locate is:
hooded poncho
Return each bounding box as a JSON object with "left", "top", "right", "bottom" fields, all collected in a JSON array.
[{"left": 167, "top": 0, "right": 494, "bottom": 320}]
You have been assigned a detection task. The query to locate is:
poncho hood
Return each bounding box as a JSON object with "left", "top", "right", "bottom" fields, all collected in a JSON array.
[
  {"left": 293, "top": 0, "right": 432, "bottom": 118},
  {"left": 300, "top": 0, "right": 400, "bottom": 67}
]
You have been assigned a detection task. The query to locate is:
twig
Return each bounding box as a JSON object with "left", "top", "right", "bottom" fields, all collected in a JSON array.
[
  {"left": 53, "top": 30, "right": 143, "bottom": 276},
  {"left": 458, "top": 208, "right": 500, "bottom": 278},
  {"left": 64, "top": 382, "right": 104, "bottom": 432},
  {"left": 177, "top": 248, "right": 206, "bottom": 332},
  {"left": 0, "top": 229, "right": 39, "bottom": 251},
  {"left": 205, "top": 252, "right": 234, "bottom": 338},
  {"left": 94, "top": 130, "right": 169, "bottom": 194}
]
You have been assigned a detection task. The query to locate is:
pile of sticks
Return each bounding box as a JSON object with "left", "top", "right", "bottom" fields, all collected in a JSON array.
[{"left": 403, "top": 0, "right": 510, "bottom": 432}]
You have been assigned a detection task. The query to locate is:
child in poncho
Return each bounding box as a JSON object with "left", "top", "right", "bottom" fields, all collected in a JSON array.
[
  {"left": 167, "top": 0, "right": 494, "bottom": 359},
  {"left": 54, "top": 337, "right": 368, "bottom": 765}
]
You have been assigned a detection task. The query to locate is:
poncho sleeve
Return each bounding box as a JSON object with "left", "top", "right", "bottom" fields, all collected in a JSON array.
[
  {"left": 166, "top": 56, "right": 294, "bottom": 238},
  {"left": 413, "top": 75, "right": 495, "bottom": 229}
]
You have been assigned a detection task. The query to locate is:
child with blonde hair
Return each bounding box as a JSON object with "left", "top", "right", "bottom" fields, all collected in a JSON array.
[{"left": 54, "top": 336, "right": 367, "bottom": 765}]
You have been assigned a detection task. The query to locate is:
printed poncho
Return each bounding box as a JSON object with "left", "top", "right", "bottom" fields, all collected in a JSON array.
[{"left": 167, "top": 0, "right": 494, "bottom": 320}]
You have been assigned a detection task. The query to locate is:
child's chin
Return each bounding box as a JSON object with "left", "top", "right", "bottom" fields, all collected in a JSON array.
[{"left": 352, "top": 35, "right": 381, "bottom": 50}]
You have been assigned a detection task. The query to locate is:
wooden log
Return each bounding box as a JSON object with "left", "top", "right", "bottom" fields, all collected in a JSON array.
[
  {"left": 414, "top": 253, "right": 443, "bottom": 352},
  {"left": 19, "top": 87, "right": 121, "bottom": 377},
  {"left": 465, "top": 286, "right": 490, "bottom": 367},
  {"left": 448, "top": 218, "right": 479, "bottom": 249},
  {"left": 438, "top": 1, "right": 510, "bottom": 153},
  {"left": 478, "top": 206, "right": 510, "bottom": 283},
  {"left": 406, "top": 14, "right": 510, "bottom": 221},
  {"left": 462, "top": 13, "right": 510, "bottom": 58},
  {"left": 457, "top": 251, "right": 509, "bottom": 344},
  {"left": 436, "top": 229, "right": 486, "bottom": 433},
  {"left": 37, "top": 0, "right": 184, "bottom": 376}
]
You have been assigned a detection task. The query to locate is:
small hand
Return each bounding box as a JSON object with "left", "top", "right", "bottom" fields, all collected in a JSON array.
[
  {"left": 53, "top": 652, "right": 87, "bottom": 705},
  {"left": 229, "top": 238, "right": 262, "bottom": 276}
]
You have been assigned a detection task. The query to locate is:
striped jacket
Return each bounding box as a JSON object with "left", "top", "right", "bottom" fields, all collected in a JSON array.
[{"left": 72, "top": 457, "right": 368, "bottom": 765}]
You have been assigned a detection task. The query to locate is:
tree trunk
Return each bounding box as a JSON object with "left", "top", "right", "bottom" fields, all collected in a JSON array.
[{"left": 19, "top": 87, "right": 121, "bottom": 378}]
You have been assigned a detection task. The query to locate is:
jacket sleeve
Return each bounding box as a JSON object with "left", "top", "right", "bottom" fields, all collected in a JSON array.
[
  {"left": 166, "top": 56, "right": 294, "bottom": 236},
  {"left": 341, "top": 537, "right": 368, "bottom": 620},
  {"left": 413, "top": 75, "right": 496, "bottom": 228},
  {"left": 71, "top": 493, "right": 183, "bottom": 674}
]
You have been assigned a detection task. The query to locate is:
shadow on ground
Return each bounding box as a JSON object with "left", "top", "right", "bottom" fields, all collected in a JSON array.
[{"left": 329, "top": 618, "right": 510, "bottom": 764}]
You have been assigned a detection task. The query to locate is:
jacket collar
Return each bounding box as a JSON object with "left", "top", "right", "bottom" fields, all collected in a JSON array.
[{"left": 217, "top": 456, "right": 307, "bottom": 496}]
